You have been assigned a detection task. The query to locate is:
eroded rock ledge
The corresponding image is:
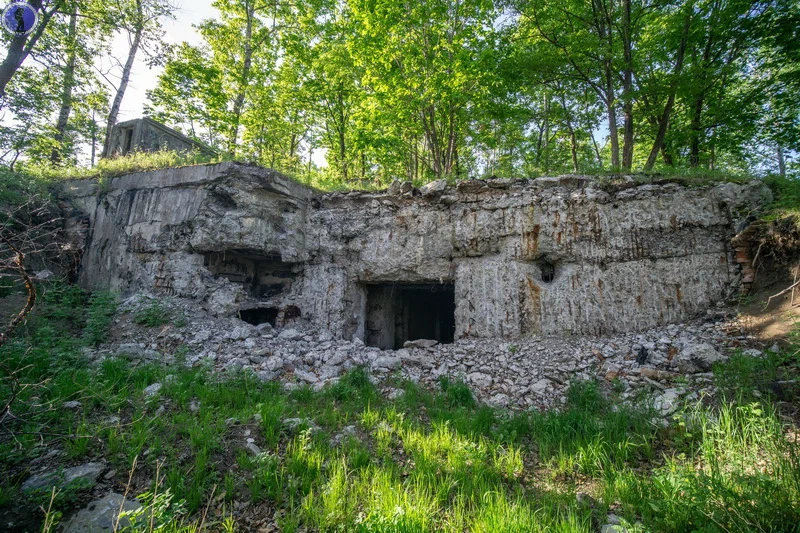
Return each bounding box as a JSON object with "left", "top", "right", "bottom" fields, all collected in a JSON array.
[{"left": 60, "top": 162, "right": 771, "bottom": 344}]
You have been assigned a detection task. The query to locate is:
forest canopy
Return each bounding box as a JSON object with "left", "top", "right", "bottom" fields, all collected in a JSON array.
[{"left": 0, "top": 0, "right": 798, "bottom": 188}]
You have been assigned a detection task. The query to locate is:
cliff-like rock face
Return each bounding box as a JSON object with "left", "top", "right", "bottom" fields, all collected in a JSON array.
[{"left": 60, "top": 163, "right": 770, "bottom": 346}]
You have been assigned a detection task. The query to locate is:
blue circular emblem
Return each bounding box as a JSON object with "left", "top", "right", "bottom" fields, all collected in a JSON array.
[{"left": 2, "top": 2, "right": 38, "bottom": 37}]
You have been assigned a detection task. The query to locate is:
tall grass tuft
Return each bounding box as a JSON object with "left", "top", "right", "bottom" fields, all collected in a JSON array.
[{"left": 613, "top": 401, "right": 800, "bottom": 531}]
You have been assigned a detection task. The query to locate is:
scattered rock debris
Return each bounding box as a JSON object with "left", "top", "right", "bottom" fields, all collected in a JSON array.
[{"left": 81, "top": 295, "right": 770, "bottom": 412}]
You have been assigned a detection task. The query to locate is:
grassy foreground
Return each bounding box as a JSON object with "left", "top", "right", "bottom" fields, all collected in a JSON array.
[{"left": 1, "top": 284, "right": 799, "bottom": 532}]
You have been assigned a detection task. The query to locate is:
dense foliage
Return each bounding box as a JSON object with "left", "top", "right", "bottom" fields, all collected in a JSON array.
[{"left": 1, "top": 0, "right": 798, "bottom": 186}]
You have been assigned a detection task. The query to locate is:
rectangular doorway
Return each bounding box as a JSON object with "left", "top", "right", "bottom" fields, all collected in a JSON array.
[{"left": 365, "top": 283, "right": 455, "bottom": 350}]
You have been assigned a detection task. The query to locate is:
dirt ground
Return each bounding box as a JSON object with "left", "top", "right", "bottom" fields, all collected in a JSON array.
[{"left": 737, "top": 272, "right": 800, "bottom": 345}]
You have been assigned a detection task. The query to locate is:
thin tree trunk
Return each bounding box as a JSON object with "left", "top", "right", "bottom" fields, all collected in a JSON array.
[
  {"left": 621, "top": 0, "right": 634, "bottom": 172},
  {"left": 689, "top": 30, "right": 714, "bottom": 168},
  {"left": 661, "top": 143, "right": 674, "bottom": 166},
  {"left": 596, "top": 0, "right": 619, "bottom": 169},
  {"left": 543, "top": 93, "right": 550, "bottom": 172},
  {"left": 51, "top": 11, "right": 78, "bottom": 164},
  {"left": 91, "top": 110, "right": 97, "bottom": 166},
  {"left": 229, "top": 3, "right": 254, "bottom": 155},
  {"left": 590, "top": 129, "right": 603, "bottom": 168},
  {"left": 103, "top": 26, "right": 143, "bottom": 158},
  {"left": 607, "top": 96, "right": 620, "bottom": 170},
  {"left": 689, "top": 95, "right": 704, "bottom": 167},
  {"left": 644, "top": 7, "right": 691, "bottom": 171},
  {"left": 777, "top": 144, "right": 785, "bottom": 177}
]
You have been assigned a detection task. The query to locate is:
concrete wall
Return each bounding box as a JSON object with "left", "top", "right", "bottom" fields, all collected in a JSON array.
[{"left": 59, "top": 163, "right": 771, "bottom": 339}]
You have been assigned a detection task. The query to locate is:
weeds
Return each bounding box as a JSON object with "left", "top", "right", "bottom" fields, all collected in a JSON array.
[
  {"left": 134, "top": 300, "right": 172, "bottom": 327},
  {"left": 83, "top": 291, "right": 117, "bottom": 346}
]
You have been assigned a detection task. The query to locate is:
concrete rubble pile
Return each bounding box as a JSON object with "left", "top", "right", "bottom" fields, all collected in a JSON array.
[{"left": 81, "top": 294, "right": 769, "bottom": 413}]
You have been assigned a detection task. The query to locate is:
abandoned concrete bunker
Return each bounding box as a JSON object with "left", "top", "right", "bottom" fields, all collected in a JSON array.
[{"left": 60, "top": 162, "right": 770, "bottom": 346}]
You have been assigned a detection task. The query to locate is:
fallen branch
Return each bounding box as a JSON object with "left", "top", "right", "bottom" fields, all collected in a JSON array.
[
  {"left": 764, "top": 279, "right": 800, "bottom": 311},
  {"left": 0, "top": 235, "right": 37, "bottom": 348}
]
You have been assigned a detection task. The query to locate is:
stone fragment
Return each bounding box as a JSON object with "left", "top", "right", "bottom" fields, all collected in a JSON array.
[
  {"left": 653, "top": 388, "right": 681, "bottom": 415},
  {"left": 372, "top": 356, "right": 400, "bottom": 371},
  {"left": 143, "top": 383, "right": 162, "bottom": 398},
  {"left": 61, "top": 493, "right": 141, "bottom": 533},
  {"left": 23, "top": 462, "right": 106, "bottom": 492},
  {"left": 403, "top": 339, "right": 438, "bottom": 349},
  {"left": 530, "top": 378, "right": 551, "bottom": 395},
  {"left": 385, "top": 388, "right": 404, "bottom": 400},
  {"left": 639, "top": 367, "right": 674, "bottom": 381},
  {"left": 256, "top": 322, "right": 274, "bottom": 334},
  {"left": 266, "top": 355, "right": 284, "bottom": 371},
  {"left": 676, "top": 343, "right": 725, "bottom": 373},
  {"left": 419, "top": 179, "right": 447, "bottom": 196},
  {"left": 330, "top": 425, "right": 357, "bottom": 446},
  {"left": 486, "top": 393, "right": 510, "bottom": 408},
  {"left": 63, "top": 400, "right": 82, "bottom": 410},
  {"left": 466, "top": 372, "right": 493, "bottom": 388},
  {"left": 283, "top": 418, "right": 319, "bottom": 433},
  {"left": 294, "top": 369, "right": 318, "bottom": 383},
  {"left": 230, "top": 325, "right": 254, "bottom": 340},
  {"left": 278, "top": 328, "right": 303, "bottom": 341},
  {"left": 245, "top": 442, "right": 262, "bottom": 456}
]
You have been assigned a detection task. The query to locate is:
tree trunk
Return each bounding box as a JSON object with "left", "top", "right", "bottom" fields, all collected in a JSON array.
[
  {"left": 229, "top": 4, "right": 254, "bottom": 156},
  {"left": 90, "top": 110, "right": 97, "bottom": 166},
  {"left": 777, "top": 144, "right": 786, "bottom": 177},
  {"left": 660, "top": 144, "right": 674, "bottom": 166},
  {"left": 102, "top": 26, "right": 143, "bottom": 158},
  {"left": 596, "top": 0, "right": 619, "bottom": 169},
  {"left": 688, "top": 95, "right": 704, "bottom": 167},
  {"left": 542, "top": 93, "right": 550, "bottom": 172},
  {"left": 607, "top": 96, "right": 620, "bottom": 170},
  {"left": 51, "top": 11, "right": 78, "bottom": 164},
  {"left": 689, "top": 30, "right": 715, "bottom": 168},
  {"left": 644, "top": 7, "right": 691, "bottom": 171},
  {"left": 621, "top": 0, "right": 634, "bottom": 172},
  {"left": 0, "top": 0, "right": 52, "bottom": 101}
]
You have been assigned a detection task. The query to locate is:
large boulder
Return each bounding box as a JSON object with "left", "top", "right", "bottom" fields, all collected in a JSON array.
[{"left": 676, "top": 343, "right": 725, "bottom": 373}]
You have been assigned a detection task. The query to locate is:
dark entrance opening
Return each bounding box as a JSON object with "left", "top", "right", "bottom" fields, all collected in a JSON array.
[
  {"left": 538, "top": 260, "right": 555, "bottom": 283},
  {"left": 239, "top": 307, "right": 279, "bottom": 326},
  {"left": 365, "top": 282, "right": 456, "bottom": 350},
  {"left": 205, "top": 250, "right": 294, "bottom": 299}
]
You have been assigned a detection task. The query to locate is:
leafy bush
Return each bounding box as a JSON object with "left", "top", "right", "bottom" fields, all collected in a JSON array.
[{"left": 134, "top": 300, "right": 172, "bottom": 327}]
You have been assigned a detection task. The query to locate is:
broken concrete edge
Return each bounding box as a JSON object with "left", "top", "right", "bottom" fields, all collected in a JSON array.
[
  {"left": 56, "top": 162, "right": 317, "bottom": 200},
  {"left": 54, "top": 161, "right": 770, "bottom": 207}
]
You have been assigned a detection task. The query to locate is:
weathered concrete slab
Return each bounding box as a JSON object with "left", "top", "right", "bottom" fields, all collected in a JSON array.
[{"left": 58, "top": 164, "right": 770, "bottom": 339}]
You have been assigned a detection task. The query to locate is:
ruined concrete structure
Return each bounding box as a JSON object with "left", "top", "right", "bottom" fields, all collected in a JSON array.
[
  {"left": 103, "top": 118, "right": 216, "bottom": 158},
  {"left": 60, "top": 163, "right": 770, "bottom": 348}
]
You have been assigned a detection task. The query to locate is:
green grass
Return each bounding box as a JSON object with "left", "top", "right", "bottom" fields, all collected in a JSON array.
[
  {"left": 1, "top": 282, "right": 799, "bottom": 532},
  {"left": 17, "top": 150, "right": 230, "bottom": 183},
  {"left": 763, "top": 174, "right": 800, "bottom": 224},
  {"left": 133, "top": 300, "right": 174, "bottom": 328}
]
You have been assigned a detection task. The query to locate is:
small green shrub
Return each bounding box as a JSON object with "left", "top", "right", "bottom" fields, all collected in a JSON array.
[
  {"left": 134, "top": 301, "right": 172, "bottom": 327},
  {"left": 438, "top": 376, "right": 475, "bottom": 409},
  {"left": 82, "top": 291, "right": 118, "bottom": 346}
]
